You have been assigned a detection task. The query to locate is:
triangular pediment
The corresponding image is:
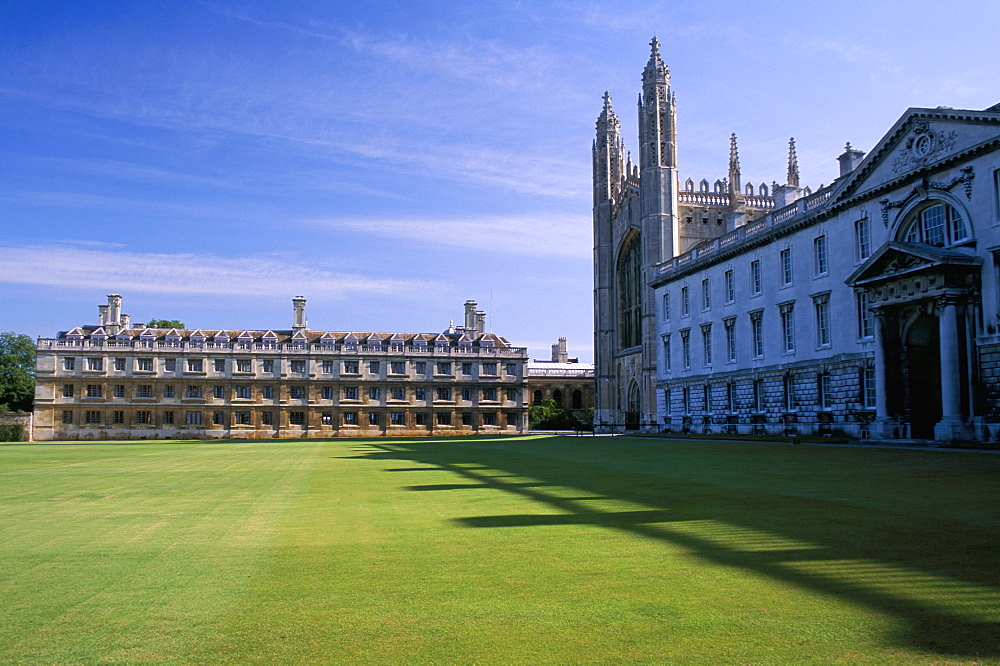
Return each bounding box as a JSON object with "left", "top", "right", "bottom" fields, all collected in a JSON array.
[
  {"left": 835, "top": 106, "right": 1000, "bottom": 202},
  {"left": 847, "top": 241, "right": 982, "bottom": 287}
]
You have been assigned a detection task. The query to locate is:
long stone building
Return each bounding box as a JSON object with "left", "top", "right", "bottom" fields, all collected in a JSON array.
[
  {"left": 32, "top": 295, "right": 528, "bottom": 440},
  {"left": 595, "top": 38, "right": 1000, "bottom": 441}
]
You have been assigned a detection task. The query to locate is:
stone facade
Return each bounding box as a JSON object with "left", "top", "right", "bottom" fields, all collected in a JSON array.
[
  {"left": 32, "top": 295, "right": 528, "bottom": 441},
  {"left": 526, "top": 338, "right": 594, "bottom": 422},
  {"left": 597, "top": 39, "right": 1000, "bottom": 441}
]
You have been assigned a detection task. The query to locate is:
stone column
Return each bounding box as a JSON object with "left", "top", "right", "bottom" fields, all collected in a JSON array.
[
  {"left": 870, "top": 307, "right": 895, "bottom": 439},
  {"left": 935, "top": 296, "right": 972, "bottom": 440}
]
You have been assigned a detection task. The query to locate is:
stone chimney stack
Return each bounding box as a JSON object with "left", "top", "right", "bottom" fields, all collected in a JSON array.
[
  {"left": 475, "top": 309, "right": 486, "bottom": 336},
  {"left": 838, "top": 142, "right": 866, "bottom": 177},
  {"left": 292, "top": 296, "right": 308, "bottom": 331},
  {"left": 106, "top": 294, "right": 122, "bottom": 335},
  {"left": 98, "top": 304, "right": 109, "bottom": 328},
  {"left": 464, "top": 300, "right": 478, "bottom": 332},
  {"left": 120, "top": 313, "right": 131, "bottom": 330}
]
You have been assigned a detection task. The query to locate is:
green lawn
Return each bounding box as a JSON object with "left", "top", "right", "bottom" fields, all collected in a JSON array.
[{"left": 1, "top": 436, "right": 998, "bottom": 664}]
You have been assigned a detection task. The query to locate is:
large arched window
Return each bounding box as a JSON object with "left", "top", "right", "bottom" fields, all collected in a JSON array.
[
  {"left": 618, "top": 233, "right": 642, "bottom": 349},
  {"left": 899, "top": 202, "right": 969, "bottom": 248}
]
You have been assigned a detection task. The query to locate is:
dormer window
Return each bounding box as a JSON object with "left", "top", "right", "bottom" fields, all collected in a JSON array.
[{"left": 901, "top": 203, "right": 968, "bottom": 247}]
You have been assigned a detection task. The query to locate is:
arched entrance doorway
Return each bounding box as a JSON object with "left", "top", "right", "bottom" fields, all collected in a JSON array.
[
  {"left": 903, "top": 314, "right": 941, "bottom": 439},
  {"left": 625, "top": 382, "right": 640, "bottom": 430}
]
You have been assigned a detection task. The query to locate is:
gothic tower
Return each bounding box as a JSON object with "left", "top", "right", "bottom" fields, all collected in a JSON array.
[{"left": 593, "top": 38, "right": 679, "bottom": 431}]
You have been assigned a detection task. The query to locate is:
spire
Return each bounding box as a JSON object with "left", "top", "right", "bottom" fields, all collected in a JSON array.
[
  {"left": 593, "top": 92, "right": 623, "bottom": 205},
  {"left": 642, "top": 36, "right": 670, "bottom": 85},
  {"left": 729, "top": 133, "right": 741, "bottom": 175},
  {"left": 787, "top": 137, "right": 800, "bottom": 188},
  {"left": 596, "top": 91, "right": 620, "bottom": 133},
  {"left": 639, "top": 36, "right": 675, "bottom": 169}
]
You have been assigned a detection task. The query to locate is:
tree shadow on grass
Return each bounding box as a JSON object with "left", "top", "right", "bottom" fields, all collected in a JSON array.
[{"left": 345, "top": 438, "right": 1000, "bottom": 659}]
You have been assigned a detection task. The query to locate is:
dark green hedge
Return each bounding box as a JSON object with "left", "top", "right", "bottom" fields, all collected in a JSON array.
[{"left": 0, "top": 424, "right": 25, "bottom": 442}]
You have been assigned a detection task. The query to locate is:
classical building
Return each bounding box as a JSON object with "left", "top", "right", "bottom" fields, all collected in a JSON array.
[
  {"left": 526, "top": 337, "right": 594, "bottom": 421},
  {"left": 595, "top": 38, "right": 1000, "bottom": 441},
  {"left": 32, "top": 295, "right": 528, "bottom": 440}
]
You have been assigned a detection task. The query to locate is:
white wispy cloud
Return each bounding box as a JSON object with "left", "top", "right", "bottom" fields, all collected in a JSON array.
[
  {"left": 309, "top": 213, "right": 592, "bottom": 259},
  {"left": 0, "top": 245, "right": 442, "bottom": 297}
]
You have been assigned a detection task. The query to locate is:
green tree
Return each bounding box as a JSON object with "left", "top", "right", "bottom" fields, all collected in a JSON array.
[
  {"left": 529, "top": 398, "right": 581, "bottom": 430},
  {"left": 146, "top": 318, "right": 185, "bottom": 328},
  {"left": 0, "top": 332, "right": 35, "bottom": 412}
]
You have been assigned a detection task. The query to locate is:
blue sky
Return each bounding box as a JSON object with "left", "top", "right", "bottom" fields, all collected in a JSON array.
[{"left": 2, "top": 1, "right": 998, "bottom": 361}]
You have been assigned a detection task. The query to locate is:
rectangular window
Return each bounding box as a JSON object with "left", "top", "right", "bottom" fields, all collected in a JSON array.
[
  {"left": 164, "top": 385, "right": 175, "bottom": 398},
  {"left": 750, "top": 311, "right": 764, "bottom": 358},
  {"left": 814, "top": 236, "right": 828, "bottom": 276},
  {"left": 185, "top": 411, "right": 202, "bottom": 425},
  {"left": 212, "top": 411, "right": 224, "bottom": 425},
  {"left": 725, "top": 269, "right": 735, "bottom": 303},
  {"left": 855, "top": 218, "right": 871, "bottom": 261},
  {"left": 261, "top": 386, "right": 273, "bottom": 400},
  {"left": 751, "top": 260, "right": 762, "bottom": 295},
  {"left": 482, "top": 413, "right": 496, "bottom": 426},
  {"left": 682, "top": 386, "right": 690, "bottom": 413},
  {"left": 321, "top": 412, "right": 333, "bottom": 426},
  {"left": 186, "top": 385, "right": 202, "bottom": 399},
  {"left": 343, "top": 412, "right": 358, "bottom": 425},
  {"left": 390, "top": 412, "right": 405, "bottom": 426},
  {"left": 85, "top": 410, "right": 101, "bottom": 424},
  {"left": 780, "top": 303, "right": 795, "bottom": 353},
  {"left": 415, "top": 413, "right": 428, "bottom": 426},
  {"left": 113, "top": 410, "right": 124, "bottom": 424},
  {"left": 437, "top": 412, "right": 452, "bottom": 426},
  {"left": 482, "top": 363, "right": 497, "bottom": 376},
  {"left": 64, "top": 358, "right": 75, "bottom": 371},
  {"left": 368, "top": 387, "right": 380, "bottom": 400},
  {"left": 368, "top": 412, "right": 379, "bottom": 425},
  {"left": 505, "top": 363, "right": 517, "bottom": 376},
  {"left": 462, "top": 412, "right": 472, "bottom": 426},
  {"left": 114, "top": 357, "right": 126, "bottom": 371},
  {"left": 662, "top": 293, "right": 670, "bottom": 322},
  {"left": 390, "top": 361, "right": 405, "bottom": 375},
  {"left": 114, "top": 384, "right": 125, "bottom": 398},
  {"left": 857, "top": 291, "right": 874, "bottom": 339},
  {"left": 437, "top": 388, "right": 452, "bottom": 401},
  {"left": 235, "top": 411, "right": 251, "bottom": 425},
  {"left": 863, "top": 367, "right": 877, "bottom": 409},
  {"left": 462, "top": 362, "right": 473, "bottom": 375},
  {"left": 136, "top": 385, "right": 152, "bottom": 398},
  {"left": 236, "top": 385, "right": 252, "bottom": 399},
  {"left": 753, "top": 379, "right": 764, "bottom": 412},
  {"left": 820, "top": 373, "right": 832, "bottom": 410},
  {"left": 436, "top": 362, "right": 452, "bottom": 375},
  {"left": 187, "top": 359, "right": 203, "bottom": 372},
  {"left": 815, "top": 296, "right": 831, "bottom": 347},
  {"left": 237, "top": 359, "right": 253, "bottom": 373},
  {"left": 289, "top": 412, "right": 305, "bottom": 426},
  {"left": 136, "top": 358, "right": 153, "bottom": 372},
  {"left": 461, "top": 388, "right": 472, "bottom": 401},
  {"left": 724, "top": 318, "right": 736, "bottom": 363},
  {"left": 164, "top": 359, "right": 176, "bottom": 372},
  {"left": 214, "top": 359, "right": 226, "bottom": 372},
  {"left": 262, "top": 359, "right": 275, "bottom": 373},
  {"left": 783, "top": 375, "right": 795, "bottom": 411},
  {"left": 680, "top": 330, "right": 691, "bottom": 370},
  {"left": 702, "top": 278, "right": 711, "bottom": 310},
  {"left": 62, "top": 410, "right": 73, "bottom": 424},
  {"left": 290, "top": 386, "right": 307, "bottom": 399},
  {"left": 214, "top": 385, "right": 225, "bottom": 399},
  {"left": 136, "top": 411, "right": 151, "bottom": 425},
  {"left": 343, "top": 360, "right": 359, "bottom": 374},
  {"left": 290, "top": 360, "right": 306, "bottom": 373},
  {"left": 780, "top": 248, "right": 793, "bottom": 286},
  {"left": 415, "top": 387, "right": 426, "bottom": 400},
  {"left": 88, "top": 358, "right": 103, "bottom": 371},
  {"left": 662, "top": 334, "right": 671, "bottom": 372},
  {"left": 482, "top": 388, "right": 497, "bottom": 401},
  {"left": 414, "top": 361, "right": 427, "bottom": 374},
  {"left": 703, "top": 385, "right": 710, "bottom": 413},
  {"left": 321, "top": 386, "right": 334, "bottom": 400},
  {"left": 681, "top": 287, "right": 690, "bottom": 316},
  {"left": 701, "top": 324, "right": 712, "bottom": 366},
  {"left": 368, "top": 361, "right": 380, "bottom": 374},
  {"left": 163, "top": 411, "right": 174, "bottom": 424},
  {"left": 321, "top": 360, "right": 335, "bottom": 373},
  {"left": 726, "top": 383, "right": 735, "bottom": 412},
  {"left": 86, "top": 384, "right": 102, "bottom": 398},
  {"left": 391, "top": 387, "right": 405, "bottom": 401},
  {"left": 62, "top": 384, "right": 74, "bottom": 398},
  {"left": 343, "top": 387, "right": 359, "bottom": 400},
  {"left": 260, "top": 411, "right": 272, "bottom": 426}
]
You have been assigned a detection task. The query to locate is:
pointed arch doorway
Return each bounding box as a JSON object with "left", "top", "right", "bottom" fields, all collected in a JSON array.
[{"left": 625, "top": 381, "right": 641, "bottom": 430}]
